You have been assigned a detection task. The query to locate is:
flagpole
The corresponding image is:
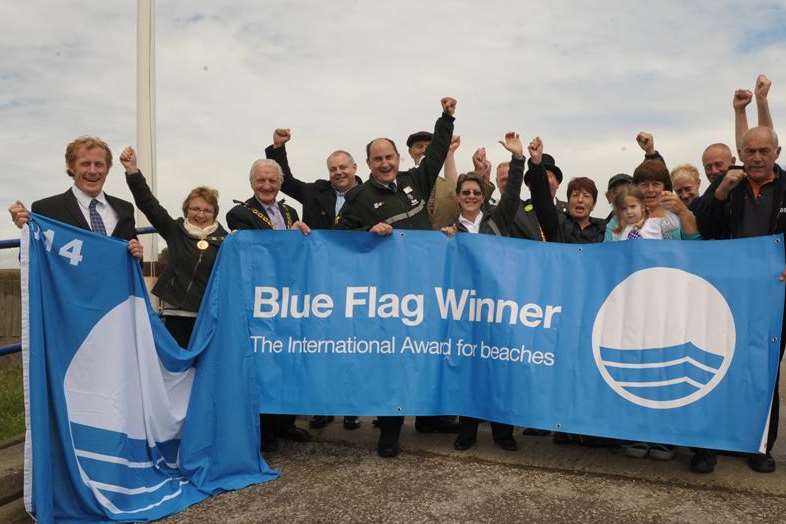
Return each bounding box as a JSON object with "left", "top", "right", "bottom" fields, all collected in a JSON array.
[{"left": 136, "top": 0, "right": 158, "bottom": 270}]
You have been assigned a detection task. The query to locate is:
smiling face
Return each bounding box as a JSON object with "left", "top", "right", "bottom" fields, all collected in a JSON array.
[
  {"left": 185, "top": 196, "right": 216, "bottom": 228},
  {"left": 367, "top": 139, "right": 400, "bottom": 185},
  {"left": 327, "top": 152, "right": 358, "bottom": 193},
  {"left": 457, "top": 179, "right": 483, "bottom": 216},
  {"left": 637, "top": 180, "right": 665, "bottom": 210},
  {"left": 251, "top": 164, "right": 281, "bottom": 205},
  {"left": 70, "top": 146, "right": 109, "bottom": 197},
  {"left": 671, "top": 173, "right": 699, "bottom": 206}
]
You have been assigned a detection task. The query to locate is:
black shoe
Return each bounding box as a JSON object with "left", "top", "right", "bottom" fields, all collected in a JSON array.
[
  {"left": 309, "top": 415, "right": 334, "bottom": 429},
  {"left": 343, "top": 416, "right": 361, "bottom": 430},
  {"left": 377, "top": 431, "right": 401, "bottom": 458},
  {"left": 453, "top": 434, "right": 477, "bottom": 451},
  {"left": 575, "top": 436, "right": 620, "bottom": 448},
  {"left": 552, "top": 432, "right": 573, "bottom": 445},
  {"left": 748, "top": 453, "right": 776, "bottom": 473},
  {"left": 690, "top": 451, "right": 717, "bottom": 474},
  {"left": 494, "top": 438, "right": 518, "bottom": 451},
  {"left": 278, "top": 425, "right": 312, "bottom": 442},
  {"left": 522, "top": 428, "right": 550, "bottom": 437},
  {"left": 261, "top": 436, "right": 279, "bottom": 453}
]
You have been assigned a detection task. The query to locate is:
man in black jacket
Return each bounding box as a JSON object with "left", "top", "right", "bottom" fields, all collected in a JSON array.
[
  {"left": 335, "top": 97, "right": 457, "bottom": 458},
  {"left": 264, "top": 129, "right": 362, "bottom": 230},
  {"left": 695, "top": 126, "right": 784, "bottom": 473},
  {"left": 9, "top": 136, "right": 143, "bottom": 258}
]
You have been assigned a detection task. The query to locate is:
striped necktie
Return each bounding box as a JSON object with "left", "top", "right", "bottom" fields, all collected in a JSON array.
[{"left": 89, "top": 199, "right": 107, "bottom": 235}]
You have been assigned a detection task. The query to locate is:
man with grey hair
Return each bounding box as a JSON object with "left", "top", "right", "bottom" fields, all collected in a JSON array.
[
  {"left": 695, "top": 126, "right": 784, "bottom": 473},
  {"left": 226, "top": 157, "right": 312, "bottom": 454},
  {"left": 264, "top": 128, "right": 362, "bottom": 230},
  {"left": 226, "top": 158, "right": 310, "bottom": 234}
]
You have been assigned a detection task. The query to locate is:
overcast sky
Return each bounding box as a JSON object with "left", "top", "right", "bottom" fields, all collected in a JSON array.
[{"left": 1, "top": 1, "right": 785, "bottom": 267}]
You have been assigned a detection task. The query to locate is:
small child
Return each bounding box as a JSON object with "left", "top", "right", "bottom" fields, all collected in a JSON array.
[{"left": 608, "top": 186, "right": 679, "bottom": 241}]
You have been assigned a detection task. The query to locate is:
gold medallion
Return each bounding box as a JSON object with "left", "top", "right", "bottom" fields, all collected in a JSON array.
[{"left": 196, "top": 239, "right": 209, "bottom": 251}]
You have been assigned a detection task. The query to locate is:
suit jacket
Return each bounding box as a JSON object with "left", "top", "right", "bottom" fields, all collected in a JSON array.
[
  {"left": 510, "top": 198, "right": 567, "bottom": 241},
  {"left": 225, "top": 196, "right": 300, "bottom": 230},
  {"left": 265, "top": 144, "right": 361, "bottom": 230},
  {"left": 31, "top": 189, "right": 137, "bottom": 240}
]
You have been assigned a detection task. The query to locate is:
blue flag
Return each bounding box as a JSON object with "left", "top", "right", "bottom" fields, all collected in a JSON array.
[
  {"left": 21, "top": 214, "right": 277, "bottom": 523},
  {"left": 183, "top": 228, "right": 783, "bottom": 482}
]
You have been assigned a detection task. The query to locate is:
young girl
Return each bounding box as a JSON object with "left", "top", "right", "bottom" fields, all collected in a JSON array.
[{"left": 607, "top": 186, "right": 679, "bottom": 241}]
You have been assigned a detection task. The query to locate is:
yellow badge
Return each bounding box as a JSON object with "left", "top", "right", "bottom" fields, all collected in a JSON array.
[
  {"left": 524, "top": 203, "right": 534, "bottom": 213},
  {"left": 196, "top": 239, "right": 209, "bottom": 251}
]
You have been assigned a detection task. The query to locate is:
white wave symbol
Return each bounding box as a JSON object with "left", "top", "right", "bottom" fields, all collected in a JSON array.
[
  {"left": 63, "top": 296, "right": 195, "bottom": 515},
  {"left": 592, "top": 268, "right": 735, "bottom": 409}
]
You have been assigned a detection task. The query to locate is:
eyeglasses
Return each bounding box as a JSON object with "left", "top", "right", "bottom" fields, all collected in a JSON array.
[
  {"left": 460, "top": 190, "right": 482, "bottom": 196},
  {"left": 188, "top": 207, "right": 214, "bottom": 215}
]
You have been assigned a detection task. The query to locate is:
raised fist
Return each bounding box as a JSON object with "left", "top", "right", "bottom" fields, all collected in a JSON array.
[
  {"left": 441, "top": 97, "right": 457, "bottom": 116},
  {"left": 119, "top": 146, "right": 139, "bottom": 174},
  {"left": 755, "top": 74, "right": 771, "bottom": 101},
  {"left": 528, "top": 137, "right": 543, "bottom": 165},
  {"left": 715, "top": 167, "right": 747, "bottom": 201},
  {"left": 498, "top": 132, "right": 524, "bottom": 159},
  {"left": 733, "top": 89, "right": 753, "bottom": 110},
  {"left": 636, "top": 132, "right": 655, "bottom": 155},
  {"left": 448, "top": 135, "right": 461, "bottom": 153},
  {"left": 472, "top": 147, "right": 487, "bottom": 171},
  {"left": 273, "top": 128, "right": 291, "bottom": 147}
]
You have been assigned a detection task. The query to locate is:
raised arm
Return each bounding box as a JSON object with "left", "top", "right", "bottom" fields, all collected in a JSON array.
[
  {"left": 120, "top": 146, "right": 178, "bottom": 238},
  {"left": 755, "top": 74, "right": 774, "bottom": 130},
  {"left": 472, "top": 147, "right": 496, "bottom": 204},
  {"left": 527, "top": 137, "right": 561, "bottom": 242},
  {"left": 412, "top": 97, "right": 456, "bottom": 199},
  {"left": 443, "top": 135, "right": 461, "bottom": 186},
  {"left": 264, "top": 128, "right": 308, "bottom": 204},
  {"left": 490, "top": 132, "right": 525, "bottom": 234},
  {"left": 733, "top": 89, "right": 753, "bottom": 154}
]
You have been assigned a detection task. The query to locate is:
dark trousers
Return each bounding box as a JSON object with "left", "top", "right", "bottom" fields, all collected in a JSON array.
[
  {"left": 378, "top": 416, "right": 404, "bottom": 443},
  {"left": 260, "top": 414, "right": 297, "bottom": 442},
  {"left": 163, "top": 315, "right": 196, "bottom": 348},
  {"left": 458, "top": 416, "right": 514, "bottom": 441}
]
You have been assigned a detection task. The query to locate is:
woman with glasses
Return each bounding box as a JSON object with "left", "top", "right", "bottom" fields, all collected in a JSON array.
[
  {"left": 119, "top": 146, "right": 227, "bottom": 347},
  {"left": 441, "top": 131, "right": 527, "bottom": 452}
]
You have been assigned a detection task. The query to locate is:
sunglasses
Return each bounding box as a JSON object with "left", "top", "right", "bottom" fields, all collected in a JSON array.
[{"left": 460, "top": 190, "right": 482, "bottom": 196}]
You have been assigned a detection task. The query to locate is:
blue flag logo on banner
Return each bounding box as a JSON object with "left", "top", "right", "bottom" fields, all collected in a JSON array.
[{"left": 592, "top": 267, "right": 736, "bottom": 409}]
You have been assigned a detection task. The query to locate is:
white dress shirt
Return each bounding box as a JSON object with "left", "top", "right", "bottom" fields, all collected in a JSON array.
[
  {"left": 458, "top": 211, "right": 483, "bottom": 234},
  {"left": 71, "top": 186, "right": 119, "bottom": 235}
]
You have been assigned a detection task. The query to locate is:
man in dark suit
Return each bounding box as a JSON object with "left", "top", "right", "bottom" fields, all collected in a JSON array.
[
  {"left": 263, "top": 129, "right": 362, "bottom": 230},
  {"left": 9, "top": 136, "right": 143, "bottom": 258},
  {"left": 225, "top": 157, "right": 311, "bottom": 453}
]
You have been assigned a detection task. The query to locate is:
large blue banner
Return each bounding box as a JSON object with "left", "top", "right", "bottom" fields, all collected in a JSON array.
[
  {"left": 185, "top": 228, "right": 783, "bottom": 471},
  {"left": 22, "top": 215, "right": 785, "bottom": 522},
  {"left": 21, "top": 215, "right": 277, "bottom": 524}
]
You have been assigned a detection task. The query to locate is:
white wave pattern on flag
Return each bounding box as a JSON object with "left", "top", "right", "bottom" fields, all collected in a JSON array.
[
  {"left": 592, "top": 267, "right": 736, "bottom": 409},
  {"left": 63, "top": 297, "right": 195, "bottom": 514}
]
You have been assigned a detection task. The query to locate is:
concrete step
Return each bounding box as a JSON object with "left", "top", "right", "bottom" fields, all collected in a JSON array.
[{"left": 0, "top": 435, "right": 23, "bottom": 507}]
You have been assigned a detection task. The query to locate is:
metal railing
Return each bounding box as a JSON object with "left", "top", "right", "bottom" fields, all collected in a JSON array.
[{"left": 0, "top": 226, "right": 157, "bottom": 356}]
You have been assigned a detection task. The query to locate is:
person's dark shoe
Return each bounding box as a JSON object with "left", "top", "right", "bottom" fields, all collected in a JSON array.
[
  {"left": 278, "top": 425, "right": 312, "bottom": 442},
  {"left": 309, "top": 415, "right": 334, "bottom": 429},
  {"left": 552, "top": 432, "right": 573, "bottom": 445},
  {"left": 522, "top": 428, "right": 550, "bottom": 437},
  {"left": 453, "top": 434, "right": 477, "bottom": 451},
  {"left": 690, "top": 451, "right": 717, "bottom": 474},
  {"left": 261, "top": 436, "right": 279, "bottom": 453},
  {"left": 343, "top": 416, "right": 361, "bottom": 430},
  {"left": 377, "top": 431, "right": 401, "bottom": 458},
  {"left": 494, "top": 437, "right": 518, "bottom": 451},
  {"left": 748, "top": 453, "right": 776, "bottom": 473},
  {"left": 576, "top": 436, "right": 620, "bottom": 448}
]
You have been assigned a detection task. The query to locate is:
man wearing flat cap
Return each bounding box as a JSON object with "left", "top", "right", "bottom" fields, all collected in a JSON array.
[{"left": 505, "top": 153, "right": 568, "bottom": 241}]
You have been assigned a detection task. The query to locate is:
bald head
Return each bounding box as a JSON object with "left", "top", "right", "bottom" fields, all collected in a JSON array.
[
  {"left": 701, "top": 143, "right": 735, "bottom": 183},
  {"left": 740, "top": 126, "right": 781, "bottom": 182}
]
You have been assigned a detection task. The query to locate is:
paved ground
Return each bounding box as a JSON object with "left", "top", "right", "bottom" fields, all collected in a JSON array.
[{"left": 162, "top": 417, "right": 786, "bottom": 523}]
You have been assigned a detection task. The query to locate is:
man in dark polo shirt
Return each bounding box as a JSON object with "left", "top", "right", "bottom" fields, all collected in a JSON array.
[{"left": 695, "top": 126, "right": 784, "bottom": 473}]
